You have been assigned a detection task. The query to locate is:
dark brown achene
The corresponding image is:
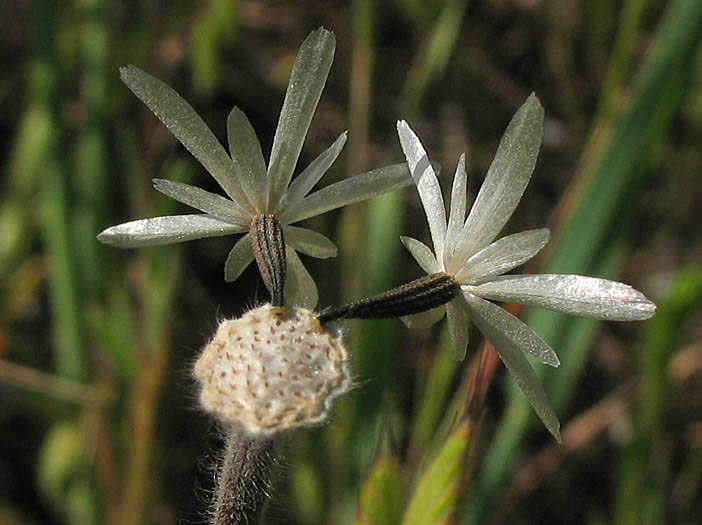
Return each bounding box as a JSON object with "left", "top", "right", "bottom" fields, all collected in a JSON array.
[
  {"left": 317, "top": 272, "right": 459, "bottom": 324},
  {"left": 250, "top": 215, "right": 286, "bottom": 306}
]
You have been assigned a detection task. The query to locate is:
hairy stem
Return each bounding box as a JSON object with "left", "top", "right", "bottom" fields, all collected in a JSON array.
[{"left": 212, "top": 426, "right": 275, "bottom": 525}]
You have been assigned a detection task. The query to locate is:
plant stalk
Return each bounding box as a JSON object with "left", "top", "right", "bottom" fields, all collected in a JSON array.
[{"left": 212, "top": 426, "right": 276, "bottom": 525}]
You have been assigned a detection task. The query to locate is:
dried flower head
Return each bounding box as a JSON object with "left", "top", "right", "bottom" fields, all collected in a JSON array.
[
  {"left": 97, "top": 28, "right": 413, "bottom": 308},
  {"left": 396, "top": 94, "right": 656, "bottom": 440},
  {"left": 194, "top": 304, "right": 351, "bottom": 435}
]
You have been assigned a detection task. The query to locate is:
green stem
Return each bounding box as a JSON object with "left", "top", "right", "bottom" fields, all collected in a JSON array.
[{"left": 37, "top": 0, "right": 85, "bottom": 382}]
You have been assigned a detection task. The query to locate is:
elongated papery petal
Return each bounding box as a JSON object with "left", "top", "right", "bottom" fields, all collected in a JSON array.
[
  {"left": 454, "top": 228, "right": 550, "bottom": 284},
  {"left": 462, "top": 291, "right": 561, "bottom": 441},
  {"left": 224, "top": 233, "right": 254, "bottom": 282},
  {"left": 284, "top": 246, "right": 319, "bottom": 309},
  {"left": 119, "top": 65, "right": 255, "bottom": 213},
  {"left": 444, "top": 153, "right": 467, "bottom": 268},
  {"left": 401, "top": 305, "right": 446, "bottom": 329},
  {"left": 453, "top": 94, "right": 544, "bottom": 264},
  {"left": 283, "top": 225, "right": 338, "bottom": 259},
  {"left": 97, "top": 215, "right": 246, "bottom": 248},
  {"left": 461, "top": 289, "right": 560, "bottom": 366},
  {"left": 152, "top": 179, "right": 250, "bottom": 224},
  {"left": 227, "top": 107, "right": 267, "bottom": 211},
  {"left": 280, "top": 163, "right": 414, "bottom": 224},
  {"left": 397, "top": 121, "right": 447, "bottom": 258},
  {"left": 280, "top": 131, "right": 348, "bottom": 211},
  {"left": 267, "top": 28, "right": 335, "bottom": 209},
  {"left": 471, "top": 274, "right": 657, "bottom": 321},
  {"left": 446, "top": 298, "right": 469, "bottom": 361},
  {"left": 400, "top": 236, "right": 441, "bottom": 274}
]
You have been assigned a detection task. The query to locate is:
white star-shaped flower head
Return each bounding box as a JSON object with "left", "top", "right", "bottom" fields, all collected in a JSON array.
[
  {"left": 98, "top": 28, "right": 413, "bottom": 308},
  {"left": 397, "top": 94, "right": 656, "bottom": 441}
]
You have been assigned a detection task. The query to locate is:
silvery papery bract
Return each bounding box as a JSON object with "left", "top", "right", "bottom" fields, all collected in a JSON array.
[
  {"left": 396, "top": 94, "right": 656, "bottom": 441},
  {"left": 98, "top": 28, "right": 413, "bottom": 308}
]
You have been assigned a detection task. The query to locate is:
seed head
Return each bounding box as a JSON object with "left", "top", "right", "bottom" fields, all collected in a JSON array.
[{"left": 194, "top": 304, "right": 351, "bottom": 435}]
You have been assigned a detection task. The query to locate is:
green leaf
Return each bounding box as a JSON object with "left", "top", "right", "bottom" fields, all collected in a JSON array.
[
  {"left": 614, "top": 266, "right": 702, "bottom": 523},
  {"left": 189, "top": 0, "right": 238, "bottom": 95},
  {"left": 355, "top": 456, "right": 405, "bottom": 525},
  {"left": 401, "top": 0, "right": 471, "bottom": 117},
  {"left": 37, "top": 422, "right": 87, "bottom": 512},
  {"left": 409, "top": 326, "right": 460, "bottom": 457},
  {"left": 403, "top": 422, "right": 471, "bottom": 525}
]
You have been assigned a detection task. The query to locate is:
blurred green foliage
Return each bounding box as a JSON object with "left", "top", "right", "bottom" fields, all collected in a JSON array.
[{"left": 1, "top": 1, "right": 700, "bottom": 524}]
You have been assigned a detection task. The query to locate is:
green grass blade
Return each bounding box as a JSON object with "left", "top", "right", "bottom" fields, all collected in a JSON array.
[
  {"left": 37, "top": 421, "right": 97, "bottom": 523},
  {"left": 355, "top": 456, "right": 405, "bottom": 525},
  {"left": 348, "top": 189, "right": 406, "bottom": 467},
  {"left": 119, "top": 159, "right": 190, "bottom": 524},
  {"left": 403, "top": 422, "right": 471, "bottom": 525},
  {"left": 466, "top": 0, "right": 702, "bottom": 521},
  {"left": 614, "top": 266, "right": 702, "bottom": 523},
  {"left": 35, "top": 1, "right": 85, "bottom": 382},
  {"left": 72, "top": 0, "right": 109, "bottom": 296},
  {"left": 189, "top": 0, "right": 239, "bottom": 96},
  {"left": 409, "top": 326, "right": 460, "bottom": 458},
  {"left": 401, "top": 0, "right": 471, "bottom": 117},
  {"left": 0, "top": 102, "right": 50, "bottom": 277}
]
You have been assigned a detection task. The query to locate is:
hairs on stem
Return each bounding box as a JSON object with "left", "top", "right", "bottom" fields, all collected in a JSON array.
[{"left": 212, "top": 426, "right": 275, "bottom": 525}]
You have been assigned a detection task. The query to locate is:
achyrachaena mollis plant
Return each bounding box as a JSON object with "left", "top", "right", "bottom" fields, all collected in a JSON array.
[{"left": 98, "top": 27, "right": 655, "bottom": 524}]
